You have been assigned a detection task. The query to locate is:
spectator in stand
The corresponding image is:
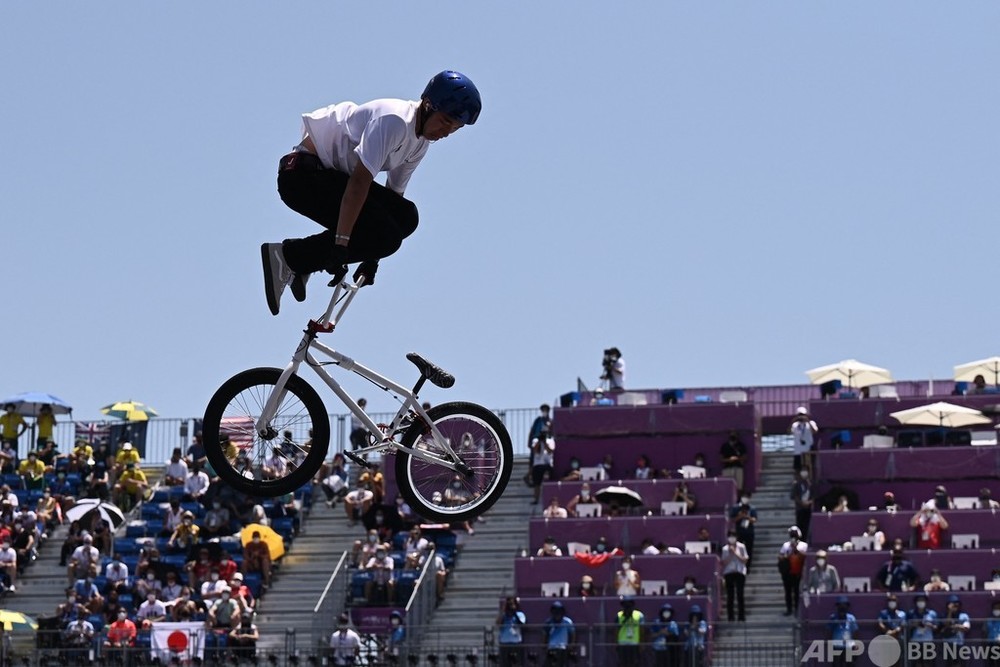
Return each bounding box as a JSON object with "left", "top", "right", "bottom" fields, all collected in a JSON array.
[
  {"left": 358, "top": 462, "right": 386, "bottom": 506},
  {"left": 134, "top": 565, "right": 162, "bottom": 599},
  {"left": 577, "top": 574, "right": 596, "bottom": 597},
  {"left": 68, "top": 438, "right": 93, "bottom": 475},
  {"left": 87, "top": 452, "right": 111, "bottom": 501},
  {"left": 103, "top": 555, "right": 129, "bottom": 595},
  {"left": 673, "top": 481, "right": 697, "bottom": 513},
  {"left": 592, "top": 535, "right": 613, "bottom": 557},
  {"left": 804, "top": 550, "right": 841, "bottom": 594},
  {"left": 168, "top": 511, "right": 200, "bottom": 552},
  {"left": 923, "top": 568, "right": 951, "bottom": 593},
  {"left": 911, "top": 502, "right": 949, "bottom": 549},
  {"left": 243, "top": 530, "right": 273, "bottom": 588},
  {"left": 330, "top": 614, "right": 362, "bottom": 667},
  {"left": 201, "top": 567, "right": 230, "bottom": 602},
  {"left": 172, "top": 587, "right": 198, "bottom": 621},
  {"left": 650, "top": 602, "right": 682, "bottom": 667},
  {"left": 791, "top": 468, "right": 814, "bottom": 541},
  {"left": 159, "top": 497, "right": 184, "bottom": 539},
  {"left": 634, "top": 454, "right": 655, "bottom": 480},
  {"left": 524, "top": 404, "right": 552, "bottom": 485},
  {"left": 67, "top": 533, "right": 99, "bottom": 585},
  {"left": 543, "top": 496, "right": 568, "bottom": 518},
  {"left": 18, "top": 451, "right": 46, "bottom": 491},
  {"left": 695, "top": 526, "right": 718, "bottom": 554},
  {"left": 614, "top": 555, "right": 641, "bottom": 596},
  {"left": 113, "top": 462, "right": 148, "bottom": 508},
  {"left": 320, "top": 453, "right": 349, "bottom": 507},
  {"left": 229, "top": 611, "right": 260, "bottom": 661},
  {"left": 978, "top": 488, "right": 1000, "bottom": 510},
  {"left": 402, "top": 526, "right": 429, "bottom": 556},
  {"left": 183, "top": 463, "right": 211, "bottom": 503},
  {"left": 58, "top": 520, "right": 84, "bottom": 567},
  {"left": 349, "top": 398, "right": 370, "bottom": 450},
  {"left": 217, "top": 552, "right": 238, "bottom": 582},
  {"left": 566, "top": 483, "right": 596, "bottom": 517},
  {"left": 113, "top": 441, "right": 141, "bottom": 477},
  {"left": 186, "top": 433, "right": 207, "bottom": 468},
  {"left": 229, "top": 572, "right": 255, "bottom": 611},
  {"left": 827, "top": 596, "right": 859, "bottom": 667},
  {"left": 640, "top": 538, "right": 661, "bottom": 555},
  {"left": 720, "top": 430, "right": 748, "bottom": 492},
  {"left": 591, "top": 388, "right": 615, "bottom": 406},
  {"left": 0, "top": 440, "right": 16, "bottom": 474},
  {"left": 537, "top": 536, "right": 563, "bottom": 557},
  {"left": 861, "top": 517, "right": 887, "bottom": 550},
  {"left": 36, "top": 490, "right": 58, "bottom": 531},
  {"left": 37, "top": 438, "right": 63, "bottom": 473},
  {"left": 722, "top": 530, "right": 749, "bottom": 622},
  {"left": 544, "top": 601, "right": 575, "bottom": 667},
  {"left": 876, "top": 593, "right": 906, "bottom": 666},
  {"left": 104, "top": 609, "right": 137, "bottom": 653},
  {"left": 0, "top": 404, "right": 27, "bottom": 447},
  {"left": 365, "top": 544, "right": 396, "bottom": 603},
  {"left": 344, "top": 482, "right": 375, "bottom": 525},
  {"left": 207, "top": 587, "right": 240, "bottom": 629},
  {"left": 674, "top": 575, "right": 706, "bottom": 596},
  {"left": 0, "top": 539, "right": 17, "bottom": 593},
  {"left": 529, "top": 422, "right": 555, "bottom": 504},
  {"left": 730, "top": 491, "right": 757, "bottom": 567},
  {"left": 789, "top": 406, "right": 818, "bottom": 474},
  {"left": 682, "top": 605, "right": 708, "bottom": 667},
  {"left": 496, "top": 596, "right": 526, "bottom": 667},
  {"left": 938, "top": 595, "right": 972, "bottom": 666},
  {"left": 202, "top": 499, "right": 232, "bottom": 540},
  {"left": 876, "top": 547, "right": 919, "bottom": 592},
  {"left": 778, "top": 526, "right": 808, "bottom": 616},
  {"left": 62, "top": 613, "right": 95, "bottom": 661},
  {"left": 136, "top": 590, "right": 167, "bottom": 628},
  {"left": 831, "top": 495, "right": 851, "bottom": 513},
  {"left": 161, "top": 570, "right": 183, "bottom": 601},
  {"left": 616, "top": 596, "right": 644, "bottom": 665},
  {"left": 929, "top": 485, "right": 953, "bottom": 510},
  {"left": 162, "top": 447, "right": 189, "bottom": 486},
  {"left": 186, "top": 547, "right": 215, "bottom": 592},
  {"left": 907, "top": 593, "right": 938, "bottom": 667}
]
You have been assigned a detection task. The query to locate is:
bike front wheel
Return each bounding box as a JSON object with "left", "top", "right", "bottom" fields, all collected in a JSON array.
[
  {"left": 202, "top": 367, "right": 330, "bottom": 497},
  {"left": 396, "top": 402, "right": 513, "bottom": 522}
]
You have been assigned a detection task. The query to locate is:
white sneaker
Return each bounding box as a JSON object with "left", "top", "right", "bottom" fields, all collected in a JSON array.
[
  {"left": 261, "top": 243, "right": 293, "bottom": 316},
  {"left": 8, "top": 584, "right": 15, "bottom": 592}
]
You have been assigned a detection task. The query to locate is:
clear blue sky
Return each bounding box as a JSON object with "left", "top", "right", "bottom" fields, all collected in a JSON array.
[{"left": 2, "top": 3, "right": 998, "bottom": 421}]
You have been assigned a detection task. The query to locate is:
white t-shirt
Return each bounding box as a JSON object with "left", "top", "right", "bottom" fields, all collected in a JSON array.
[
  {"left": 790, "top": 419, "right": 818, "bottom": 454},
  {"left": 330, "top": 628, "right": 362, "bottom": 660},
  {"left": 609, "top": 358, "right": 626, "bottom": 390},
  {"left": 302, "top": 99, "right": 430, "bottom": 194}
]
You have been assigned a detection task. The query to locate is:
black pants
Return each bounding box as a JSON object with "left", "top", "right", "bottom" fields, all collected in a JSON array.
[
  {"left": 795, "top": 507, "right": 812, "bottom": 541},
  {"left": 782, "top": 573, "right": 802, "bottom": 613},
  {"left": 724, "top": 572, "right": 746, "bottom": 621},
  {"left": 277, "top": 153, "right": 419, "bottom": 274}
]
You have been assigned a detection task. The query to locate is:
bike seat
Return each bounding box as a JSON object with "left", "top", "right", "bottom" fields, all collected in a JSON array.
[{"left": 406, "top": 352, "right": 455, "bottom": 389}]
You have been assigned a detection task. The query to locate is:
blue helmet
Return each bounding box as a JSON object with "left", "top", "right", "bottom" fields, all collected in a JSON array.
[{"left": 422, "top": 71, "right": 482, "bottom": 125}]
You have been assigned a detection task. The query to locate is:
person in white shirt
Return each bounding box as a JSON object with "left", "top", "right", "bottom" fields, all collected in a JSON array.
[
  {"left": 67, "top": 534, "right": 99, "bottom": 585},
  {"left": 105, "top": 557, "right": 130, "bottom": 591},
  {"left": 136, "top": 592, "right": 167, "bottom": 627},
  {"left": 163, "top": 449, "right": 189, "bottom": 486},
  {"left": 183, "top": 465, "right": 210, "bottom": 501},
  {"left": 722, "top": 531, "right": 750, "bottom": 622},
  {"left": 329, "top": 614, "right": 362, "bottom": 667},
  {"left": 0, "top": 541, "right": 17, "bottom": 592},
  {"left": 543, "top": 496, "right": 568, "bottom": 519},
  {"left": 261, "top": 71, "right": 482, "bottom": 315},
  {"left": 789, "top": 407, "right": 819, "bottom": 475}
]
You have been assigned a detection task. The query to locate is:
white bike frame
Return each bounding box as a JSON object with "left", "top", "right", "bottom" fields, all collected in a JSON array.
[{"left": 254, "top": 278, "right": 466, "bottom": 472}]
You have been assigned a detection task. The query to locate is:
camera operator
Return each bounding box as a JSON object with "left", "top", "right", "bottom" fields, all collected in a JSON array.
[{"left": 600, "top": 347, "right": 626, "bottom": 392}]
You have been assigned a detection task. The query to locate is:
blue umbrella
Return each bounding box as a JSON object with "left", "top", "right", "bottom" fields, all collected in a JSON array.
[{"left": 0, "top": 392, "right": 73, "bottom": 417}]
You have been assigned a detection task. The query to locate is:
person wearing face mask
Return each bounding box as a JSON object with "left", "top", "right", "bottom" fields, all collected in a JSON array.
[
  {"left": 826, "top": 596, "right": 859, "bottom": 667},
  {"left": 978, "top": 487, "right": 1000, "bottom": 510},
  {"left": 243, "top": 530, "right": 273, "bottom": 589},
  {"left": 923, "top": 568, "right": 951, "bottom": 593},
  {"left": 616, "top": 596, "right": 644, "bottom": 665},
  {"left": 876, "top": 593, "right": 906, "bottom": 667},
  {"left": 673, "top": 481, "right": 697, "bottom": 513},
  {"left": 674, "top": 575, "right": 704, "bottom": 596},
  {"left": 543, "top": 600, "right": 575, "bottom": 667},
  {"left": 168, "top": 510, "right": 200, "bottom": 552},
  {"left": 778, "top": 526, "right": 808, "bottom": 616},
  {"left": 344, "top": 482, "right": 375, "bottom": 525},
  {"left": 208, "top": 586, "right": 240, "bottom": 629},
  {"left": 136, "top": 590, "right": 167, "bottom": 628},
  {"left": 201, "top": 568, "right": 229, "bottom": 602},
  {"left": 104, "top": 609, "right": 137, "bottom": 654},
  {"left": 910, "top": 501, "right": 949, "bottom": 550},
  {"left": 202, "top": 499, "right": 232, "bottom": 540},
  {"left": 614, "top": 556, "right": 642, "bottom": 597},
  {"left": 543, "top": 496, "right": 568, "bottom": 519},
  {"left": 720, "top": 430, "right": 748, "bottom": 492},
  {"left": 364, "top": 544, "right": 395, "bottom": 604},
  {"left": 790, "top": 467, "right": 813, "bottom": 541},
  {"left": 789, "top": 406, "right": 818, "bottom": 475},
  {"left": 329, "top": 613, "right": 361, "bottom": 667},
  {"left": 529, "top": 424, "right": 556, "bottom": 505},
  {"left": 577, "top": 575, "right": 596, "bottom": 597},
  {"left": 537, "top": 537, "right": 563, "bottom": 558},
  {"left": 729, "top": 492, "right": 758, "bottom": 567},
  {"left": 0, "top": 540, "right": 17, "bottom": 593},
  {"left": 649, "top": 603, "right": 681, "bottom": 667},
  {"left": 875, "top": 547, "right": 919, "bottom": 592},
  {"left": 984, "top": 601, "right": 1000, "bottom": 667},
  {"left": 229, "top": 611, "right": 260, "bottom": 661},
  {"left": 862, "top": 517, "right": 887, "bottom": 551},
  {"left": 907, "top": 593, "right": 938, "bottom": 667},
  {"left": 566, "top": 483, "right": 594, "bottom": 517},
  {"left": 927, "top": 484, "right": 953, "bottom": 510},
  {"left": 682, "top": 605, "right": 708, "bottom": 666},
  {"left": 803, "top": 550, "right": 841, "bottom": 595},
  {"left": 938, "top": 594, "right": 971, "bottom": 665},
  {"left": 171, "top": 586, "right": 198, "bottom": 622},
  {"left": 496, "top": 597, "right": 526, "bottom": 667},
  {"left": 721, "top": 530, "right": 749, "bottom": 622}
]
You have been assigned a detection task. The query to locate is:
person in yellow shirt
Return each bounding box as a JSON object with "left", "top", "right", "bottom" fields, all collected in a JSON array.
[
  {"left": 70, "top": 439, "right": 94, "bottom": 474},
  {"left": 115, "top": 442, "right": 141, "bottom": 468},
  {"left": 114, "top": 462, "right": 149, "bottom": 509},
  {"left": 0, "top": 404, "right": 27, "bottom": 446},
  {"left": 168, "top": 511, "right": 200, "bottom": 552},
  {"left": 36, "top": 404, "right": 57, "bottom": 449},
  {"left": 17, "top": 451, "right": 46, "bottom": 490}
]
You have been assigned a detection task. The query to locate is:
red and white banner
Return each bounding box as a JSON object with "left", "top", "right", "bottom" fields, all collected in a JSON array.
[{"left": 150, "top": 621, "right": 206, "bottom": 661}]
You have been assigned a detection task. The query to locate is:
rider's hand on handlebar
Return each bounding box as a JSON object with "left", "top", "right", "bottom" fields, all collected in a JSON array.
[
  {"left": 353, "top": 260, "right": 378, "bottom": 287},
  {"left": 325, "top": 245, "right": 349, "bottom": 286}
]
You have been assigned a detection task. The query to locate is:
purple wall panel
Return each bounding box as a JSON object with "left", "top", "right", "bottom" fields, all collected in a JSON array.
[
  {"left": 809, "top": 509, "right": 1000, "bottom": 550},
  {"left": 528, "top": 515, "right": 730, "bottom": 554},
  {"left": 815, "top": 448, "right": 1000, "bottom": 482}
]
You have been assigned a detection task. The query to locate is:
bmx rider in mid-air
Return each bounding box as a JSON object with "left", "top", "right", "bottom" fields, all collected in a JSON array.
[{"left": 261, "top": 70, "right": 482, "bottom": 315}]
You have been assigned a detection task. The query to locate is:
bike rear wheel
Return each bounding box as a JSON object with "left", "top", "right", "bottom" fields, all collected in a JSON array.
[
  {"left": 395, "top": 402, "right": 512, "bottom": 522},
  {"left": 202, "top": 367, "right": 330, "bottom": 497}
]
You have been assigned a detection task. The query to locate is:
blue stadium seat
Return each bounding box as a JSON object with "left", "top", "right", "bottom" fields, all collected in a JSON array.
[
  {"left": 351, "top": 571, "right": 373, "bottom": 599},
  {"left": 125, "top": 522, "right": 148, "bottom": 538},
  {"left": 180, "top": 502, "right": 205, "bottom": 518},
  {"left": 135, "top": 630, "right": 152, "bottom": 649},
  {"left": 395, "top": 570, "right": 419, "bottom": 602},
  {"left": 55, "top": 458, "right": 70, "bottom": 472},
  {"left": 141, "top": 503, "right": 164, "bottom": 520},
  {"left": 2, "top": 474, "right": 22, "bottom": 490},
  {"left": 392, "top": 532, "right": 407, "bottom": 551},
  {"left": 161, "top": 553, "right": 187, "bottom": 569},
  {"left": 118, "top": 594, "right": 134, "bottom": 613},
  {"left": 295, "top": 483, "right": 313, "bottom": 508},
  {"left": 243, "top": 572, "right": 263, "bottom": 598},
  {"left": 94, "top": 575, "right": 109, "bottom": 595},
  {"left": 151, "top": 489, "right": 170, "bottom": 503},
  {"left": 272, "top": 517, "right": 295, "bottom": 540},
  {"left": 65, "top": 473, "right": 82, "bottom": 488},
  {"left": 87, "top": 614, "right": 104, "bottom": 633},
  {"left": 114, "top": 538, "right": 140, "bottom": 555},
  {"left": 12, "top": 490, "right": 28, "bottom": 506}
]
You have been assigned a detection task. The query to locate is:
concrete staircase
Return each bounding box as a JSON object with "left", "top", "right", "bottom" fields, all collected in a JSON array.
[
  {"left": 710, "top": 451, "right": 800, "bottom": 666},
  {"left": 413, "top": 458, "right": 532, "bottom": 652}
]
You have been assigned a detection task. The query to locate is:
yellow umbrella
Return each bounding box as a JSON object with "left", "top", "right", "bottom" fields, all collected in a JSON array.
[
  {"left": 240, "top": 523, "right": 285, "bottom": 560},
  {"left": 0, "top": 609, "right": 38, "bottom": 632},
  {"left": 101, "top": 400, "right": 158, "bottom": 422}
]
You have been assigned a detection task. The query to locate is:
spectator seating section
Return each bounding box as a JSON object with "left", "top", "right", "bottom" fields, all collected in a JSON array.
[
  {"left": 809, "top": 510, "right": 1000, "bottom": 550},
  {"left": 529, "top": 515, "right": 730, "bottom": 555},
  {"left": 812, "top": 479, "right": 1000, "bottom": 512},
  {"left": 798, "top": 549, "right": 1000, "bottom": 590},
  {"left": 540, "top": 478, "right": 738, "bottom": 514}
]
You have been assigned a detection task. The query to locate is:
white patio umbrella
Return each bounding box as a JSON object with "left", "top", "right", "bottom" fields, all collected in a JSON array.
[
  {"left": 889, "top": 402, "right": 993, "bottom": 429},
  {"left": 64, "top": 498, "right": 127, "bottom": 530},
  {"left": 954, "top": 356, "right": 1000, "bottom": 386},
  {"left": 806, "top": 359, "right": 893, "bottom": 389}
]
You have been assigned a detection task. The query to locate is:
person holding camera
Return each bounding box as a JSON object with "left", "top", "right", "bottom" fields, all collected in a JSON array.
[
  {"left": 529, "top": 424, "right": 555, "bottom": 505},
  {"left": 600, "top": 347, "right": 626, "bottom": 392},
  {"left": 229, "top": 611, "right": 259, "bottom": 661},
  {"left": 789, "top": 407, "right": 818, "bottom": 474},
  {"left": 543, "top": 601, "right": 575, "bottom": 667},
  {"left": 729, "top": 492, "right": 758, "bottom": 567},
  {"left": 910, "top": 502, "right": 949, "bottom": 549},
  {"left": 496, "top": 596, "right": 526, "bottom": 667}
]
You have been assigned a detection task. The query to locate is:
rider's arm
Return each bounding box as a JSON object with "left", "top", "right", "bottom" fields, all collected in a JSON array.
[{"left": 336, "top": 163, "right": 375, "bottom": 244}]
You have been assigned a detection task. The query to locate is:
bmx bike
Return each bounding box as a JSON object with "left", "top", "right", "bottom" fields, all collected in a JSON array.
[{"left": 201, "top": 277, "right": 513, "bottom": 522}]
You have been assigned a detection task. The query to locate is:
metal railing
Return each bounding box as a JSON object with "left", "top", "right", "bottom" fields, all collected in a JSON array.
[{"left": 310, "top": 550, "right": 350, "bottom": 651}]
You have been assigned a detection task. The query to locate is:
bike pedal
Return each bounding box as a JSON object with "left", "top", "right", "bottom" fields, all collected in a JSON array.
[{"left": 344, "top": 450, "right": 374, "bottom": 469}]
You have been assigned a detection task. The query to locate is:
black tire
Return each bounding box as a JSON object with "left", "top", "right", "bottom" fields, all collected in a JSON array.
[
  {"left": 202, "top": 367, "right": 330, "bottom": 497},
  {"left": 395, "top": 402, "right": 512, "bottom": 522}
]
